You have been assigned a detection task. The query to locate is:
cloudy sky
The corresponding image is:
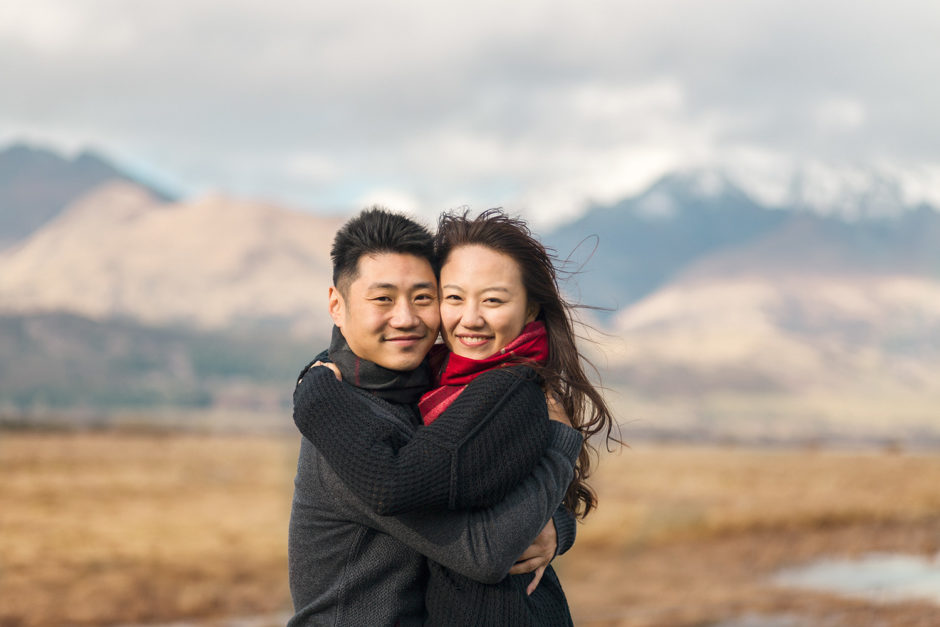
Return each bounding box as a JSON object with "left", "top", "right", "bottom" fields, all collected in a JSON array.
[{"left": 2, "top": 0, "right": 939, "bottom": 226}]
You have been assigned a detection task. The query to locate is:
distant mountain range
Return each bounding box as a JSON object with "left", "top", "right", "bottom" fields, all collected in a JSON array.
[
  {"left": 0, "top": 312, "right": 312, "bottom": 412},
  {"left": 544, "top": 172, "right": 940, "bottom": 445},
  {"left": 544, "top": 171, "right": 940, "bottom": 316},
  {"left": 0, "top": 143, "right": 175, "bottom": 248},
  {"left": 1, "top": 142, "right": 938, "bottom": 444},
  {"left": 0, "top": 180, "right": 343, "bottom": 334}
]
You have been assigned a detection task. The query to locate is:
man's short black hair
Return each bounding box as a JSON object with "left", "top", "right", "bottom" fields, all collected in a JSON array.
[{"left": 331, "top": 205, "right": 436, "bottom": 293}]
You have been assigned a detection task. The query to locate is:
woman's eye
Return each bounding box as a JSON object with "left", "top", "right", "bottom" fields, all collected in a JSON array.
[{"left": 444, "top": 294, "right": 462, "bottom": 302}]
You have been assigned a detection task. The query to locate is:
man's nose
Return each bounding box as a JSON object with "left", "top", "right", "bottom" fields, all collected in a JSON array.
[{"left": 389, "top": 299, "right": 420, "bottom": 328}]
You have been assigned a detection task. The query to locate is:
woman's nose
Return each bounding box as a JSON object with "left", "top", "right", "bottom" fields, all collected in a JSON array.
[{"left": 460, "top": 303, "right": 485, "bottom": 328}]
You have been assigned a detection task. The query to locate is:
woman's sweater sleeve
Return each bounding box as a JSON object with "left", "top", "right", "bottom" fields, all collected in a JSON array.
[
  {"left": 552, "top": 504, "right": 577, "bottom": 556},
  {"left": 293, "top": 365, "right": 552, "bottom": 515}
]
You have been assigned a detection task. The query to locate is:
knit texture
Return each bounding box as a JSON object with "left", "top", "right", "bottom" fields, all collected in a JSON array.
[
  {"left": 288, "top": 417, "right": 583, "bottom": 626},
  {"left": 425, "top": 563, "right": 573, "bottom": 627},
  {"left": 329, "top": 326, "right": 432, "bottom": 404},
  {"left": 293, "top": 361, "right": 578, "bottom": 626},
  {"left": 419, "top": 321, "right": 549, "bottom": 424},
  {"left": 553, "top": 505, "right": 577, "bottom": 557},
  {"left": 294, "top": 364, "right": 551, "bottom": 514}
]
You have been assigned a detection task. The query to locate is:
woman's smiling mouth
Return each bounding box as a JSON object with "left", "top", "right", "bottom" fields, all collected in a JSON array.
[{"left": 456, "top": 334, "right": 493, "bottom": 347}]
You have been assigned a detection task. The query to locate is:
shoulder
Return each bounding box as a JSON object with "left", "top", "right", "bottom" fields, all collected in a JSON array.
[
  {"left": 466, "top": 364, "right": 541, "bottom": 389},
  {"left": 295, "top": 348, "right": 331, "bottom": 386},
  {"left": 458, "top": 365, "right": 544, "bottom": 405},
  {"left": 340, "top": 382, "right": 422, "bottom": 433}
]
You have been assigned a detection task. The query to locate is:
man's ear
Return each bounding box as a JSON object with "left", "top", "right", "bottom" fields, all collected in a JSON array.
[{"left": 328, "top": 286, "right": 345, "bottom": 327}]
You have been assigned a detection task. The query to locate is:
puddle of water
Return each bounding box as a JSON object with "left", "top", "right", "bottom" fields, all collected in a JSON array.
[{"left": 773, "top": 552, "right": 940, "bottom": 605}]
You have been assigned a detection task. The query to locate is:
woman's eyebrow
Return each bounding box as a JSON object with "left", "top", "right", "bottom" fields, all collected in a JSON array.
[{"left": 442, "top": 284, "right": 511, "bottom": 293}]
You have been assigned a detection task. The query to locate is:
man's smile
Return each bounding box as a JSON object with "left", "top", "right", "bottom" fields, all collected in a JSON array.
[{"left": 383, "top": 334, "right": 425, "bottom": 345}]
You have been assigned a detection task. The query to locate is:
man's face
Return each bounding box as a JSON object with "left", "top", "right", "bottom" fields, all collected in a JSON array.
[{"left": 329, "top": 252, "right": 440, "bottom": 371}]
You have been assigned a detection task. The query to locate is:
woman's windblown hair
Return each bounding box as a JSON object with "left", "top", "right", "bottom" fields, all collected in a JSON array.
[{"left": 435, "top": 208, "right": 620, "bottom": 518}]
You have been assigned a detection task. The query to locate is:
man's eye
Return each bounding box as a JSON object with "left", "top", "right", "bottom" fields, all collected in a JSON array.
[
  {"left": 372, "top": 296, "right": 392, "bottom": 303},
  {"left": 415, "top": 293, "right": 434, "bottom": 303}
]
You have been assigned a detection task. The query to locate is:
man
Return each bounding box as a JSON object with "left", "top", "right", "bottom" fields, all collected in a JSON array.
[{"left": 287, "top": 207, "right": 581, "bottom": 625}]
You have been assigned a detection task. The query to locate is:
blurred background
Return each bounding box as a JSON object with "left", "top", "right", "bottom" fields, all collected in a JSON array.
[{"left": 1, "top": 1, "right": 939, "bottom": 625}]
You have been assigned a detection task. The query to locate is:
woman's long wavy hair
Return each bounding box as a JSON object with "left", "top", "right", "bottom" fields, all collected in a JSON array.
[{"left": 435, "top": 208, "right": 618, "bottom": 518}]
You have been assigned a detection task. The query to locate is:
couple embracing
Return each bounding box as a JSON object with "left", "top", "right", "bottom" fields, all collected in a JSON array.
[{"left": 288, "top": 207, "right": 615, "bottom": 626}]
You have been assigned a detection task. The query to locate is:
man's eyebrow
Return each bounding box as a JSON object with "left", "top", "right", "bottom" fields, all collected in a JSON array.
[{"left": 366, "top": 281, "right": 436, "bottom": 290}]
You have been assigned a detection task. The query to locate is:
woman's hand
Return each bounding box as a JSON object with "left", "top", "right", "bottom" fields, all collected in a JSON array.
[
  {"left": 545, "top": 393, "right": 572, "bottom": 428},
  {"left": 315, "top": 361, "right": 342, "bottom": 381}
]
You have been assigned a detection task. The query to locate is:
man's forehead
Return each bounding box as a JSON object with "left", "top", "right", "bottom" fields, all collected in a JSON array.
[{"left": 354, "top": 252, "right": 437, "bottom": 289}]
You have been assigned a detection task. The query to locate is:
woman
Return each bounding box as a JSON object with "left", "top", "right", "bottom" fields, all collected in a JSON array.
[{"left": 294, "top": 209, "right": 616, "bottom": 625}]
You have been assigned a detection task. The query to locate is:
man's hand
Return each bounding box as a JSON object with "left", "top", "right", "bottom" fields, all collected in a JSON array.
[
  {"left": 314, "top": 361, "right": 342, "bottom": 381},
  {"left": 508, "top": 518, "right": 557, "bottom": 595}
]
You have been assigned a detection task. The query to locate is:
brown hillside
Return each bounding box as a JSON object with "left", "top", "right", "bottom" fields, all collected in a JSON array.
[{"left": 0, "top": 182, "right": 343, "bottom": 334}]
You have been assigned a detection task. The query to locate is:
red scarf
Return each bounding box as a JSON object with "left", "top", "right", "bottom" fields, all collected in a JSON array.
[{"left": 418, "top": 321, "right": 549, "bottom": 425}]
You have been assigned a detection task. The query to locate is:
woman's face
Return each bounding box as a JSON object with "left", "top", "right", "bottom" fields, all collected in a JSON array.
[{"left": 439, "top": 245, "right": 537, "bottom": 360}]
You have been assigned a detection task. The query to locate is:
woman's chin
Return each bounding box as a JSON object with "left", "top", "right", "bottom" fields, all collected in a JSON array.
[{"left": 451, "top": 343, "right": 499, "bottom": 360}]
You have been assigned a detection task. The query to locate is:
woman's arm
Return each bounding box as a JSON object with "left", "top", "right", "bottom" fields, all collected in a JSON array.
[
  {"left": 293, "top": 364, "right": 551, "bottom": 515},
  {"left": 333, "top": 424, "right": 582, "bottom": 583}
]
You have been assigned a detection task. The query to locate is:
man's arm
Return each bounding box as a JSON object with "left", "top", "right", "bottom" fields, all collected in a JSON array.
[
  {"left": 293, "top": 365, "right": 551, "bottom": 514},
  {"left": 328, "top": 421, "right": 583, "bottom": 583}
]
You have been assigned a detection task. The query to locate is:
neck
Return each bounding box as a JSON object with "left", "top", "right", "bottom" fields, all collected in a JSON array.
[{"left": 328, "top": 326, "right": 431, "bottom": 404}]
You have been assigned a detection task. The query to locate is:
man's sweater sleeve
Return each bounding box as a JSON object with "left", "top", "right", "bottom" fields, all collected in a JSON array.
[
  {"left": 349, "top": 422, "right": 582, "bottom": 583},
  {"left": 293, "top": 365, "right": 551, "bottom": 515}
]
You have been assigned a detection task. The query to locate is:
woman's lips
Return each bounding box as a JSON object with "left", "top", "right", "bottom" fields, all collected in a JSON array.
[{"left": 457, "top": 335, "right": 492, "bottom": 347}]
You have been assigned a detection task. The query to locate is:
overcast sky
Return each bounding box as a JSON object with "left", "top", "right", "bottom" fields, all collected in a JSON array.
[{"left": 2, "top": 0, "right": 939, "bottom": 226}]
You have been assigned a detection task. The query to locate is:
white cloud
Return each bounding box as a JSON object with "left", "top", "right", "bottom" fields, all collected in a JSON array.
[
  {"left": 0, "top": 1, "right": 85, "bottom": 53},
  {"left": 284, "top": 153, "right": 344, "bottom": 185},
  {"left": 2, "top": 0, "right": 940, "bottom": 223},
  {"left": 814, "top": 97, "right": 867, "bottom": 134},
  {"left": 355, "top": 188, "right": 424, "bottom": 218}
]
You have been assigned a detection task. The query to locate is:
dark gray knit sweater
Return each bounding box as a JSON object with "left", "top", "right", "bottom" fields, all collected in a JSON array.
[
  {"left": 288, "top": 366, "right": 581, "bottom": 626},
  {"left": 293, "top": 364, "right": 579, "bottom": 626}
]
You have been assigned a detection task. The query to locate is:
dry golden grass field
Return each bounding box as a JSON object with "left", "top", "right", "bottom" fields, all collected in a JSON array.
[{"left": 1, "top": 431, "right": 939, "bottom": 626}]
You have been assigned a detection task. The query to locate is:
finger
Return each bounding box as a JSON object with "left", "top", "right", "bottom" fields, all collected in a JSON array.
[
  {"left": 508, "top": 557, "right": 542, "bottom": 575},
  {"left": 527, "top": 565, "right": 547, "bottom": 596},
  {"left": 313, "top": 361, "right": 342, "bottom": 380},
  {"left": 545, "top": 394, "right": 572, "bottom": 426}
]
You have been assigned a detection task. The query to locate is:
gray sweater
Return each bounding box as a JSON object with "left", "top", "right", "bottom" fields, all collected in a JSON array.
[{"left": 287, "top": 389, "right": 581, "bottom": 626}]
